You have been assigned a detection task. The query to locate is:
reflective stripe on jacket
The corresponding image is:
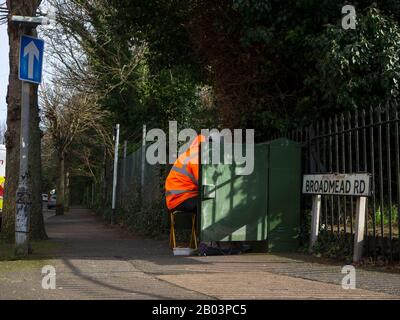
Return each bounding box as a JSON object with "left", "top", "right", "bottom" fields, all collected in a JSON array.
[{"left": 165, "top": 135, "right": 205, "bottom": 210}]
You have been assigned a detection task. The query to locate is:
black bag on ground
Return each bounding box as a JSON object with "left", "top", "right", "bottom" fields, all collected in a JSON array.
[{"left": 199, "top": 242, "right": 249, "bottom": 256}]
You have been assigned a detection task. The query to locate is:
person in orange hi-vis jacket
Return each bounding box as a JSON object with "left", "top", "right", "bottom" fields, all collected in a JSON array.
[{"left": 165, "top": 134, "right": 206, "bottom": 212}]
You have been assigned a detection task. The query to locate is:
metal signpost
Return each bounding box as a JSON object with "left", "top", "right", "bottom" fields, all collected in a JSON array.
[
  {"left": 303, "top": 173, "right": 372, "bottom": 263},
  {"left": 111, "top": 124, "right": 120, "bottom": 225},
  {"left": 15, "top": 35, "right": 44, "bottom": 255}
]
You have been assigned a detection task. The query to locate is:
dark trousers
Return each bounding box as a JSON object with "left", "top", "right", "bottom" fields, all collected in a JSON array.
[{"left": 174, "top": 196, "right": 198, "bottom": 212}]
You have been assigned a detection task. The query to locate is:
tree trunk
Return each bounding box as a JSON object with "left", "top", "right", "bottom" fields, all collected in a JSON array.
[
  {"left": 64, "top": 169, "right": 70, "bottom": 212},
  {"left": 2, "top": 0, "right": 43, "bottom": 241},
  {"left": 2, "top": 0, "right": 47, "bottom": 242},
  {"left": 56, "top": 153, "right": 65, "bottom": 216},
  {"left": 29, "top": 81, "right": 47, "bottom": 240},
  {"left": 2, "top": 4, "right": 22, "bottom": 241}
]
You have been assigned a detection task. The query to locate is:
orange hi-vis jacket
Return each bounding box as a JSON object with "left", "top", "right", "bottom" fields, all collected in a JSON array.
[{"left": 165, "top": 135, "right": 205, "bottom": 210}]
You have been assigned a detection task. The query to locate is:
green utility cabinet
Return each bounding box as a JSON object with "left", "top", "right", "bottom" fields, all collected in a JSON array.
[{"left": 200, "top": 138, "right": 301, "bottom": 252}]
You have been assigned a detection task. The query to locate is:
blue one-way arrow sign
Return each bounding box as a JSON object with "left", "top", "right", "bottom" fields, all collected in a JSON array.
[{"left": 19, "top": 35, "right": 44, "bottom": 84}]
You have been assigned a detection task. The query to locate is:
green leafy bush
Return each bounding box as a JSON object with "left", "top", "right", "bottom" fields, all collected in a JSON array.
[
  {"left": 306, "top": 7, "right": 400, "bottom": 116},
  {"left": 312, "top": 230, "right": 353, "bottom": 261},
  {"left": 374, "top": 205, "right": 399, "bottom": 226}
]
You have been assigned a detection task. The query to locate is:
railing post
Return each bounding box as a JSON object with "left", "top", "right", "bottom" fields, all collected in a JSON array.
[
  {"left": 141, "top": 124, "right": 147, "bottom": 190},
  {"left": 122, "top": 140, "right": 127, "bottom": 196}
]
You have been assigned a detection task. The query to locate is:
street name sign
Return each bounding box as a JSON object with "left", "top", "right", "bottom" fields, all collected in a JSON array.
[
  {"left": 19, "top": 35, "right": 44, "bottom": 84},
  {"left": 303, "top": 172, "right": 372, "bottom": 263},
  {"left": 302, "top": 173, "right": 371, "bottom": 197}
]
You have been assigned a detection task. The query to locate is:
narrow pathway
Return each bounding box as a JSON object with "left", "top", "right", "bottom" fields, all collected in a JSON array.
[{"left": 0, "top": 207, "right": 399, "bottom": 299}]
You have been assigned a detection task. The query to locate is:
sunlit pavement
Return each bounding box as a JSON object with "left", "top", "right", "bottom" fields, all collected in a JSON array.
[{"left": 0, "top": 207, "right": 399, "bottom": 300}]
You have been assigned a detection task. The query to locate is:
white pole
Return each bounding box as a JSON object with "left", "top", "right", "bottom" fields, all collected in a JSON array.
[
  {"left": 111, "top": 124, "right": 120, "bottom": 224},
  {"left": 353, "top": 197, "right": 367, "bottom": 263},
  {"left": 309, "top": 194, "right": 321, "bottom": 253}
]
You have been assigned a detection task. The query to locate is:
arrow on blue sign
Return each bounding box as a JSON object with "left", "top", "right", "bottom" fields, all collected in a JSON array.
[{"left": 19, "top": 35, "right": 44, "bottom": 84}]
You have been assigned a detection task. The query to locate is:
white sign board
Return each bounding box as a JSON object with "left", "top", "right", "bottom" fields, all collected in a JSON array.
[
  {"left": 303, "top": 173, "right": 371, "bottom": 197},
  {"left": 305, "top": 172, "right": 371, "bottom": 263}
]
